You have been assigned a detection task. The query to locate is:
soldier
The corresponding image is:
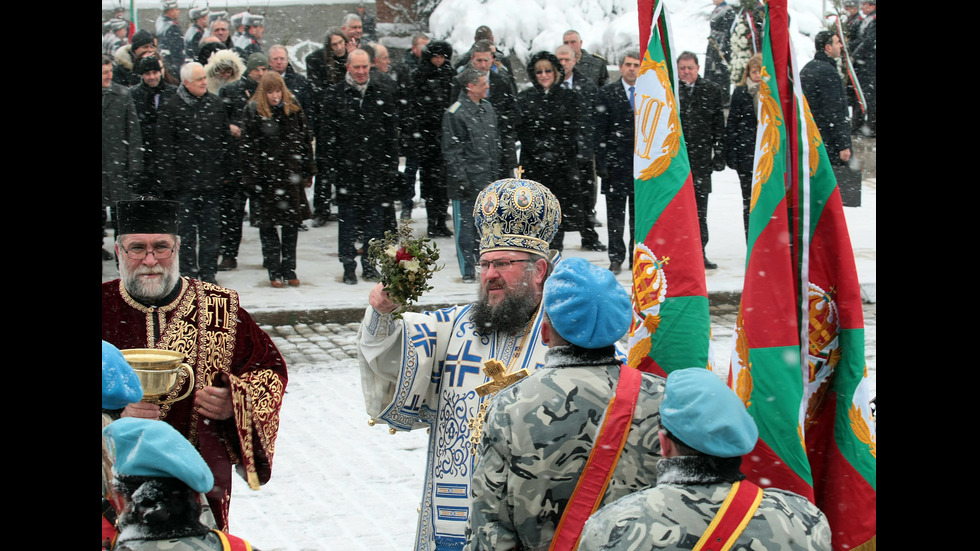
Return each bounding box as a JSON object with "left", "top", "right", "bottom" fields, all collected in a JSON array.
[
  {"left": 562, "top": 30, "right": 608, "bottom": 86},
  {"left": 469, "top": 257, "right": 664, "bottom": 549},
  {"left": 184, "top": 6, "right": 209, "bottom": 59},
  {"left": 103, "top": 418, "right": 256, "bottom": 550},
  {"left": 443, "top": 67, "right": 501, "bottom": 281},
  {"left": 236, "top": 13, "right": 265, "bottom": 58},
  {"left": 156, "top": 0, "right": 185, "bottom": 75},
  {"left": 579, "top": 368, "right": 832, "bottom": 550}
]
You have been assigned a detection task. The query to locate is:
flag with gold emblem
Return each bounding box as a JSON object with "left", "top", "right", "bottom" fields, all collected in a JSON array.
[
  {"left": 728, "top": 1, "right": 876, "bottom": 548},
  {"left": 627, "top": 0, "right": 711, "bottom": 377}
]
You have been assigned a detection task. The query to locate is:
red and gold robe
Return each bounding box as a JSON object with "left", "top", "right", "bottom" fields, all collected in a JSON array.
[{"left": 102, "top": 277, "right": 287, "bottom": 531}]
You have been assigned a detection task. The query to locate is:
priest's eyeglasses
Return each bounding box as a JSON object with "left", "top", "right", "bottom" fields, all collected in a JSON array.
[
  {"left": 121, "top": 245, "right": 175, "bottom": 260},
  {"left": 478, "top": 259, "right": 533, "bottom": 272}
]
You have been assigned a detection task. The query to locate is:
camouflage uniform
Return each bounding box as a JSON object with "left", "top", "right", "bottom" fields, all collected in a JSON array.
[
  {"left": 468, "top": 345, "right": 664, "bottom": 550},
  {"left": 358, "top": 304, "right": 551, "bottom": 551},
  {"left": 579, "top": 456, "right": 832, "bottom": 550}
]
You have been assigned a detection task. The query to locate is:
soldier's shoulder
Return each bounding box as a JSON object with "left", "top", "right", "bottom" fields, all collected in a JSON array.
[{"left": 447, "top": 100, "right": 462, "bottom": 114}]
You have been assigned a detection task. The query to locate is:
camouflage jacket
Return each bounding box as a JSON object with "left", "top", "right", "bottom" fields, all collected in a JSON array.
[
  {"left": 467, "top": 345, "right": 665, "bottom": 550},
  {"left": 579, "top": 456, "right": 832, "bottom": 550}
]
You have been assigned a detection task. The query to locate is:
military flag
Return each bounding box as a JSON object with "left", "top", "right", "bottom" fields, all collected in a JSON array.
[
  {"left": 628, "top": 0, "right": 711, "bottom": 377},
  {"left": 728, "top": 0, "right": 876, "bottom": 548}
]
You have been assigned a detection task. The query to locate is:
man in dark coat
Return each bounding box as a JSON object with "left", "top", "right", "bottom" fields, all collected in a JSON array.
[
  {"left": 156, "top": 62, "right": 233, "bottom": 284},
  {"left": 851, "top": 0, "right": 875, "bottom": 135},
  {"left": 442, "top": 67, "right": 501, "bottom": 282},
  {"left": 801, "top": 31, "right": 852, "bottom": 165},
  {"left": 317, "top": 50, "right": 399, "bottom": 285},
  {"left": 677, "top": 52, "right": 725, "bottom": 269},
  {"left": 215, "top": 53, "right": 268, "bottom": 272},
  {"left": 156, "top": 1, "right": 185, "bottom": 76},
  {"left": 129, "top": 56, "right": 176, "bottom": 198},
  {"left": 393, "top": 34, "right": 431, "bottom": 222},
  {"left": 307, "top": 28, "right": 350, "bottom": 227},
  {"left": 113, "top": 30, "right": 158, "bottom": 87},
  {"left": 269, "top": 44, "right": 311, "bottom": 113},
  {"left": 408, "top": 41, "right": 456, "bottom": 237},
  {"left": 562, "top": 30, "right": 609, "bottom": 87},
  {"left": 595, "top": 53, "right": 639, "bottom": 274},
  {"left": 103, "top": 54, "right": 143, "bottom": 255},
  {"left": 451, "top": 40, "right": 519, "bottom": 177},
  {"left": 705, "top": 0, "right": 736, "bottom": 100},
  {"left": 556, "top": 44, "right": 605, "bottom": 252}
]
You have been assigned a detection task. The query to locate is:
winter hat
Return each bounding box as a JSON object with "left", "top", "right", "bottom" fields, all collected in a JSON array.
[
  {"left": 660, "top": 368, "right": 758, "bottom": 458},
  {"left": 102, "top": 341, "right": 143, "bottom": 409},
  {"left": 246, "top": 53, "right": 269, "bottom": 73},
  {"left": 103, "top": 418, "right": 214, "bottom": 493},
  {"left": 136, "top": 55, "right": 162, "bottom": 75},
  {"left": 209, "top": 10, "right": 228, "bottom": 23},
  {"left": 131, "top": 30, "right": 154, "bottom": 52},
  {"left": 107, "top": 18, "right": 128, "bottom": 32},
  {"left": 161, "top": 0, "right": 178, "bottom": 10},
  {"left": 116, "top": 199, "right": 179, "bottom": 235},
  {"left": 243, "top": 13, "right": 265, "bottom": 27},
  {"left": 474, "top": 178, "right": 561, "bottom": 256},
  {"left": 424, "top": 40, "right": 453, "bottom": 59},
  {"left": 189, "top": 7, "right": 209, "bottom": 20},
  {"left": 543, "top": 257, "right": 631, "bottom": 348},
  {"left": 231, "top": 12, "right": 247, "bottom": 28}
]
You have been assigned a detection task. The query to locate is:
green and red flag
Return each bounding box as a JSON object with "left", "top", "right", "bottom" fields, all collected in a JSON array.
[
  {"left": 729, "top": 1, "right": 876, "bottom": 548},
  {"left": 627, "top": 0, "right": 710, "bottom": 377}
]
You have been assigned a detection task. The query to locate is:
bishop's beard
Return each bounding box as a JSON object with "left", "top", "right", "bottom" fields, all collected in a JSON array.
[{"left": 471, "top": 273, "right": 539, "bottom": 334}]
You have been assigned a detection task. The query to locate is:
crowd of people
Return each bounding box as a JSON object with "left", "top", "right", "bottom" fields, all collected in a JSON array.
[{"left": 103, "top": 3, "right": 873, "bottom": 550}]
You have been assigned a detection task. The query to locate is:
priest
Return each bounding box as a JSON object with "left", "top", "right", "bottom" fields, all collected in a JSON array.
[
  {"left": 358, "top": 178, "right": 562, "bottom": 550},
  {"left": 102, "top": 199, "right": 287, "bottom": 531}
]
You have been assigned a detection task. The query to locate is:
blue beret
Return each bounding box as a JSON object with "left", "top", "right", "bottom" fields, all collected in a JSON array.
[
  {"left": 661, "top": 368, "right": 758, "bottom": 458},
  {"left": 103, "top": 418, "right": 214, "bottom": 493},
  {"left": 102, "top": 341, "right": 143, "bottom": 409},
  {"left": 543, "top": 257, "right": 631, "bottom": 348}
]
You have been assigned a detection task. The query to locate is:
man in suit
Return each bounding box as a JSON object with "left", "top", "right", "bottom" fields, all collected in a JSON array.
[
  {"left": 595, "top": 52, "right": 640, "bottom": 274},
  {"left": 556, "top": 44, "right": 604, "bottom": 252},
  {"left": 676, "top": 52, "right": 725, "bottom": 269}
]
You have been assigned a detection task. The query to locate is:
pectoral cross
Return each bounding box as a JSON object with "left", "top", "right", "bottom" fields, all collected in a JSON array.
[
  {"left": 475, "top": 359, "right": 530, "bottom": 397},
  {"left": 468, "top": 360, "right": 532, "bottom": 454}
]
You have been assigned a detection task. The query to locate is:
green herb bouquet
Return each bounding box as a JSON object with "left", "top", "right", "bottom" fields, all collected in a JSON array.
[{"left": 367, "top": 221, "right": 443, "bottom": 318}]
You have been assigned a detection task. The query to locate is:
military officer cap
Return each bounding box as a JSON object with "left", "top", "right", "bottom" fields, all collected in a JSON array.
[
  {"left": 243, "top": 13, "right": 265, "bottom": 27},
  {"left": 189, "top": 7, "right": 209, "bottom": 19}
]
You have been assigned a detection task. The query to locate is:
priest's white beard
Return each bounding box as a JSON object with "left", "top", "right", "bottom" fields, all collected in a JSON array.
[{"left": 120, "top": 255, "right": 181, "bottom": 302}]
